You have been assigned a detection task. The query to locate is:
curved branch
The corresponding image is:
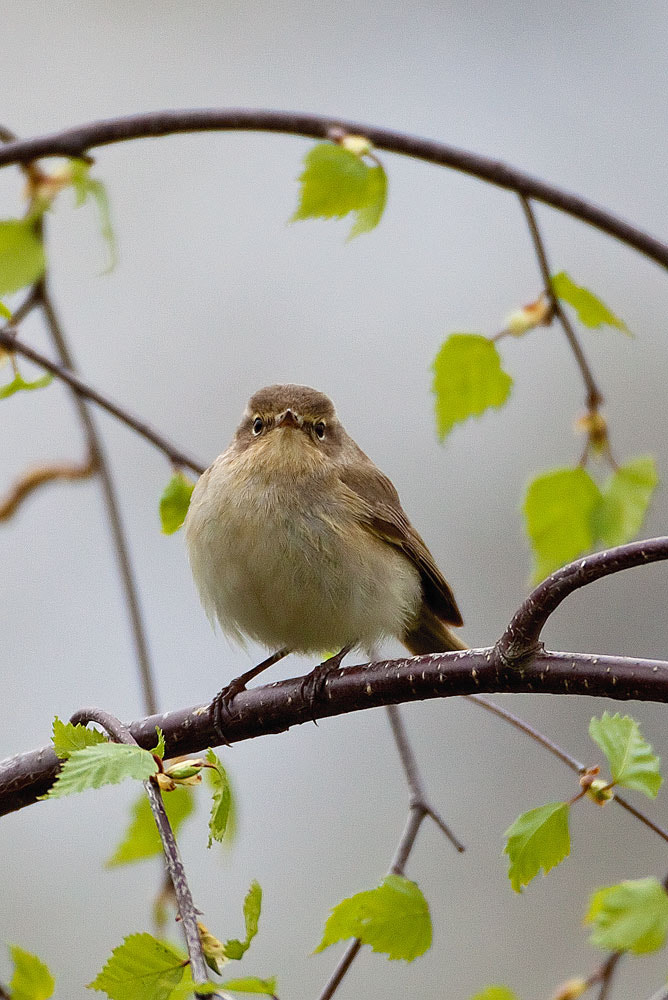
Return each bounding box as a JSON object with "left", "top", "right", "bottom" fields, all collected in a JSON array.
[
  {"left": 498, "top": 536, "right": 668, "bottom": 660},
  {"left": 0, "top": 109, "right": 665, "bottom": 269}
]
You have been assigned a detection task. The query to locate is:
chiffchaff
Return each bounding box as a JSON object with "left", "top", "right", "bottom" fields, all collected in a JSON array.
[{"left": 185, "top": 384, "right": 464, "bottom": 693}]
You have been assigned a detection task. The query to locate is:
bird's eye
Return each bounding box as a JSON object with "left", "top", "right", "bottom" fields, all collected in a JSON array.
[
  {"left": 314, "top": 421, "right": 326, "bottom": 440},
  {"left": 252, "top": 417, "right": 264, "bottom": 436}
]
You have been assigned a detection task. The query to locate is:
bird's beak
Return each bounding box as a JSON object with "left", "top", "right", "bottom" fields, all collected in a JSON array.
[{"left": 276, "top": 409, "right": 302, "bottom": 429}]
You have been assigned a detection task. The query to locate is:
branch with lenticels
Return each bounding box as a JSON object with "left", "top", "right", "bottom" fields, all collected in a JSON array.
[{"left": 1, "top": 537, "right": 667, "bottom": 818}]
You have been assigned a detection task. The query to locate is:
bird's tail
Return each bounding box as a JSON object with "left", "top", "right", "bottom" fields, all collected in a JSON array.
[{"left": 403, "top": 605, "right": 468, "bottom": 655}]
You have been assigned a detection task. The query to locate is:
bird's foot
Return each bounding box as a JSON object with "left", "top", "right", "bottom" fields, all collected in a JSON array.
[
  {"left": 300, "top": 645, "right": 353, "bottom": 723},
  {"left": 209, "top": 647, "right": 290, "bottom": 745}
]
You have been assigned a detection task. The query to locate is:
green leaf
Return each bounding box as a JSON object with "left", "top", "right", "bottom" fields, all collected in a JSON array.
[
  {"left": 151, "top": 727, "right": 165, "bottom": 760},
  {"left": 589, "top": 712, "right": 662, "bottom": 798},
  {"left": 0, "top": 300, "right": 11, "bottom": 319},
  {"left": 551, "top": 271, "right": 629, "bottom": 333},
  {"left": 159, "top": 473, "right": 195, "bottom": 535},
  {"left": 220, "top": 977, "right": 277, "bottom": 996},
  {"left": 106, "top": 787, "right": 195, "bottom": 867},
  {"left": 291, "top": 143, "right": 387, "bottom": 239},
  {"left": 315, "top": 874, "right": 431, "bottom": 961},
  {"left": 596, "top": 456, "right": 658, "bottom": 547},
  {"left": 69, "top": 159, "right": 118, "bottom": 272},
  {"left": 52, "top": 716, "right": 107, "bottom": 758},
  {"left": 224, "top": 881, "right": 262, "bottom": 961},
  {"left": 504, "top": 802, "right": 570, "bottom": 893},
  {"left": 44, "top": 743, "right": 158, "bottom": 798},
  {"left": 9, "top": 946, "right": 55, "bottom": 1000},
  {"left": 431, "top": 334, "right": 513, "bottom": 441},
  {"left": 166, "top": 971, "right": 218, "bottom": 999},
  {"left": 0, "top": 219, "right": 46, "bottom": 295},
  {"left": 586, "top": 878, "right": 668, "bottom": 954},
  {"left": 0, "top": 370, "right": 53, "bottom": 400},
  {"left": 470, "top": 989, "right": 519, "bottom": 1000},
  {"left": 87, "top": 933, "right": 186, "bottom": 1000},
  {"left": 205, "top": 748, "right": 232, "bottom": 846},
  {"left": 523, "top": 467, "right": 602, "bottom": 582}
]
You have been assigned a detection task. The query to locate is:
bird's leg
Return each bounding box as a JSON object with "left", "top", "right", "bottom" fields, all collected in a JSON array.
[
  {"left": 300, "top": 644, "right": 354, "bottom": 722},
  {"left": 210, "top": 647, "right": 290, "bottom": 743}
]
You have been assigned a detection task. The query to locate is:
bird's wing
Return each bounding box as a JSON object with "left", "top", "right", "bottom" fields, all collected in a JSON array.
[{"left": 339, "top": 454, "right": 463, "bottom": 627}]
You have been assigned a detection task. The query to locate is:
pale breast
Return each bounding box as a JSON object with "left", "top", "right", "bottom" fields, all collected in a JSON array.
[{"left": 185, "top": 456, "right": 421, "bottom": 654}]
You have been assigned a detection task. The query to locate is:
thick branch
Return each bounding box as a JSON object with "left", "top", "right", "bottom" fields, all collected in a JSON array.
[
  {"left": 3, "top": 645, "right": 668, "bottom": 818},
  {"left": 0, "top": 327, "right": 205, "bottom": 476},
  {"left": 0, "top": 109, "right": 665, "bottom": 269}
]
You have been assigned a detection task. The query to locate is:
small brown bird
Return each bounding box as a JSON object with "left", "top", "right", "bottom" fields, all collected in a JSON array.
[{"left": 185, "top": 384, "right": 464, "bottom": 695}]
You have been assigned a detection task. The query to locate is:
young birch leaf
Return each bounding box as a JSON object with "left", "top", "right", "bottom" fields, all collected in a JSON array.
[
  {"left": 432, "top": 334, "right": 513, "bottom": 441},
  {"left": 291, "top": 143, "right": 387, "bottom": 239},
  {"left": 159, "top": 473, "right": 195, "bottom": 534},
  {"left": 69, "top": 159, "right": 118, "bottom": 272},
  {"left": 0, "top": 371, "right": 53, "bottom": 400},
  {"left": 151, "top": 727, "right": 165, "bottom": 759},
  {"left": 9, "top": 946, "right": 55, "bottom": 1000},
  {"left": 0, "top": 300, "right": 11, "bottom": 319},
  {"left": 52, "top": 716, "right": 107, "bottom": 758},
  {"left": 44, "top": 743, "right": 158, "bottom": 799},
  {"left": 523, "top": 467, "right": 602, "bottom": 582},
  {"left": 219, "top": 977, "right": 278, "bottom": 996},
  {"left": 504, "top": 802, "right": 570, "bottom": 893},
  {"left": 585, "top": 878, "right": 668, "bottom": 954},
  {"left": 315, "top": 874, "right": 431, "bottom": 961},
  {"left": 205, "top": 748, "right": 232, "bottom": 846},
  {"left": 106, "top": 787, "right": 195, "bottom": 867},
  {"left": 589, "top": 712, "right": 662, "bottom": 797},
  {"left": 224, "top": 881, "right": 262, "bottom": 960},
  {"left": 87, "top": 933, "right": 186, "bottom": 1000},
  {"left": 551, "top": 271, "right": 629, "bottom": 333},
  {"left": 470, "top": 989, "right": 519, "bottom": 1000},
  {"left": 596, "top": 456, "right": 658, "bottom": 547},
  {"left": 0, "top": 219, "right": 46, "bottom": 295}
]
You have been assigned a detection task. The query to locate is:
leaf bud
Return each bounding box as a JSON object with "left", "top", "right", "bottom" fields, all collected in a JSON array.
[
  {"left": 505, "top": 293, "right": 552, "bottom": 335},
  {"left": 551, "top": 977, "right": 587, "bottom": 1000}
]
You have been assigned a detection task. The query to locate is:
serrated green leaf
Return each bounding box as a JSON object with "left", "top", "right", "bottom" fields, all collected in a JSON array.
[
  {"left": 504, "top": 802, "right": 570, "bottom": 893},
  {"left": 106, "top": 787, "right": 195, "bottom": 867},
  {"left": 205, "top": 748, "right": 232, "bottom": 846},
  {"left": 551, "top": 271, "right": 629, "bottom": 333},
  {"left": 69, "top": 159, "right": 118, "bottom": 272},
  {"left": 315, "top": 874, "right": 431, "bottom": 961},
  {"left": 291, "top": 143, "right": 387, "bottom": 239},
  {"left": 87, "top": 933, "right": 186, "bottom": 1000},
  {"left": 224, "top": 881, "right": 262, "bottom": 961},
  {"left": 151, "top": 727, "right": 165, "bottom": 760},
  {"left": 52, "top": 716, "right": 107, "bottom": 758},
  {"left": 0, "top": 219, "right": 46, "bottom": 295},
  {"left": 160, "top": 473, "right": 195, "bottom": 535},
  {"left": 44, "top": 743, "right": 158, "bottom": 798},
  {"left": 220, "top": 977, "right": 277, "bottom": 995},
  {"left": 0, "top": 300, "right": 11, "bottom": 319},
  {"left": 0, "top": 370, "right": 53, "bottom": 400},
  {"left": 596, "top": 456, "right": 658, "bottom": 547},
  {"left": 586, "top": 878, "right": 668, "bottom": 954},
  {"left": 431, "top": 334, "right": 513, "bottom": 441},
  {"left": 9, "top": 946, "right": 55, "bottom": 1000},
  {"left": 523, "top": 467, "right": 602, "bottom": 582},
  {"left": 589, "top": 712, "right": 662, "bottom": 797},
  {"left": 470, "top": 989, "right": 519, "bottom": 1000},
  {"left": 166, "top": 970, "right": 218, "bottom": 999}
]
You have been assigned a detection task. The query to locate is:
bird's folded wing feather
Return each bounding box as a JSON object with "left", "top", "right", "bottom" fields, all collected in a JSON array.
[{"left": 339, "top": 456, "right": 463, "bottom": 627}]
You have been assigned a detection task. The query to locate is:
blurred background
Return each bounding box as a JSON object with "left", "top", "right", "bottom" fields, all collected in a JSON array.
[{"left": 1, "top": 1, "right": 667, "bottom": 997}]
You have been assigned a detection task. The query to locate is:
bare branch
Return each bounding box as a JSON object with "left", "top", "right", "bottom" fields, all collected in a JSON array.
[
  {"left": 0, "top": 451, "right": 96, "bottom": 520},
  {"left": 0, "top": 326, "right": 205, "bottom": 476},
  {"left": 0, "top": 110, "right": 665, "bottom": 268}
]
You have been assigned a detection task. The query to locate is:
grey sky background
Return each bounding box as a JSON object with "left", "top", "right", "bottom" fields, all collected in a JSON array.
[{"left": 1, "top": 1, "right": 667, "bottom": 998}]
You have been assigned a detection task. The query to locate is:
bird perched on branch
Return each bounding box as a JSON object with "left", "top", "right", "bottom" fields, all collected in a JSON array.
[{"left": 185, "top": 384, "right": 464, "bottom": 709}]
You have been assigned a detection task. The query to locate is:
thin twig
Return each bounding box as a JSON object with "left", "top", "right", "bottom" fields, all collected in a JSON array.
[
  {"left": 70, "top": 707, "right": 211, "bottom": 996},
  {"left": 0, "top": 110, "right": 666, "bottom": 268},
  {"left": 36, "top": 278, "right": 160, "bottom": 715},
  {"left": 317, "top": 706, "right": 464, "bottom": 999},
  {"left": 519, "top": 194, "right": 603, "bottom": 411},
  {"left": 0, "top": 451, "right": 97, "bottom": 520},
  {"left": 0, "top": 326, "right": 204, "bottom": 476},
  {"left": 595, "top": 951, "right": 622, "bottom": 1000}
]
